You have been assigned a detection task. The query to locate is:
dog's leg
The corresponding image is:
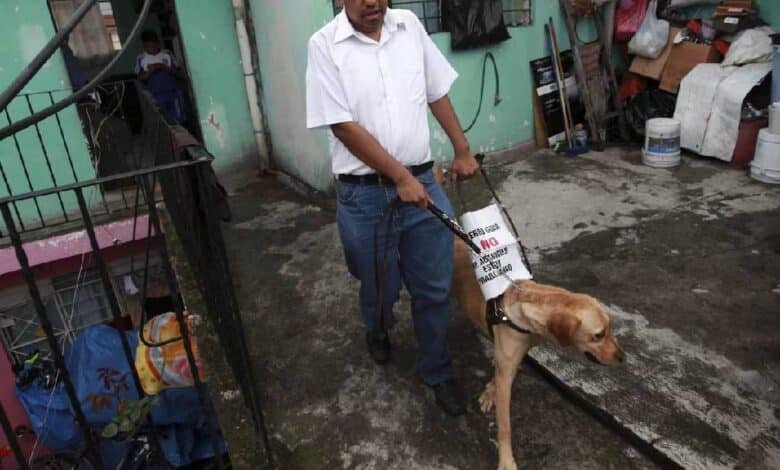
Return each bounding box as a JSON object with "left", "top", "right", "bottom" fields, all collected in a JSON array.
[{"left": 493, "top": 330, "right": 530, "bottom": 470}]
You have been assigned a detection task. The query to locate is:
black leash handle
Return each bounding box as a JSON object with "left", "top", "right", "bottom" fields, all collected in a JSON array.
[{"left": 428, "top": 202, "right": 481, "bottom": 255}]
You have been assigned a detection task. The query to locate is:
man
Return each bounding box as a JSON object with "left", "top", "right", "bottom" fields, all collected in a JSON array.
[
  {"left": 306, "top": 0, "right": 479, "bottom": 416},
  {"left": 135, "top": 30, "right": 184, "bottom": 124}
]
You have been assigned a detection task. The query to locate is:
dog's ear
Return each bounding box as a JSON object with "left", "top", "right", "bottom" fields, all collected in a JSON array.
[{"left": 547, "top": 313, "right": 581, "bottom": 347}]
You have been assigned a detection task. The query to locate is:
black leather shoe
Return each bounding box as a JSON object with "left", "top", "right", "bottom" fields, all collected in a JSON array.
[
  {"left": 365, "top": 330, "right": 391, "bottom": 365},
  {"left": 431, "top": 378, "right": 467, "bottom": 416}
]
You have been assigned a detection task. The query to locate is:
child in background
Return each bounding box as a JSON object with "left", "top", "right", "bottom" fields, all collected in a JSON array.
[{"left": 135, "top": 30, "right": 184, "bottom": 124}]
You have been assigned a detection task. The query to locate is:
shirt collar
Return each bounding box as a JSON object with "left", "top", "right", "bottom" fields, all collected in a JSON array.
[{"left": 333, "top": 8, "right": 405, "bottom": 44}]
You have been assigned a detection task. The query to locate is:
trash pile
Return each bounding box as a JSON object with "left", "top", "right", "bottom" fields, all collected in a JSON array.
[
  {"left": 535, "top": 0, "right": 779, "bottom": 183},
  {"left": 622, "top": 0, "right": 778, "bottom": 180}
]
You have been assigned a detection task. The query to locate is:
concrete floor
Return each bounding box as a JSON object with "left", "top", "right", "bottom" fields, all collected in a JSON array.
[{"left": 222, "top": 146, "right": 780, "bottom": 469}]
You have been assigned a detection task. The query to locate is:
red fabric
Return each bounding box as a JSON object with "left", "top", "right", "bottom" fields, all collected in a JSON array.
[
  {"left": 619, "top": 73, "right": 648, "bottom": 100},
  {"left": 615, "top": 0, "right": 650, "bottom": 43}
]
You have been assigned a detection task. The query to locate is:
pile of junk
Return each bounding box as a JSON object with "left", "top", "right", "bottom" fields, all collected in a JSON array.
[
  {"left": 533, "top": 0, "right": 780, "bottom": 183},
  {"left": 0, "top": 305, "right": 225, "bottom": 469}
]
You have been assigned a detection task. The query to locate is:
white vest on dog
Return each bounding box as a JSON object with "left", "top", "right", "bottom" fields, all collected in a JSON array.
[{"left": 461, "top": 204, "right": 532, "bottom": 300}]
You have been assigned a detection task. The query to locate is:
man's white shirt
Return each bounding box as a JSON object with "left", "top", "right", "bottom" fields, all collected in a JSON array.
[{"left": 306, "top": 8, "right": 458, "bottom": 175}]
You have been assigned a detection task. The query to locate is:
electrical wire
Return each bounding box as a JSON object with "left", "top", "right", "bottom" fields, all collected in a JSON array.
[
  {"left": 0, "top": 0, "right": 100, "bottom": 112},
  {"left": 0, "top": 0, "right": 153, "bottom": 141},
  {"left": 463, "top": 52, "right": 501, "bottom": 134}
]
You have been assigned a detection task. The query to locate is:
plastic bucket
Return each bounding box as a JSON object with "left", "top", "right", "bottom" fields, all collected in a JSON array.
[
  {"left": 750, "top": 128, "right": 780, "bottom": 184},
  {"left": 770, "top": 103, "right": 780, "bottom": 135},
  {"left": 643, "top": 118, "right": 681, "bottom": 168}
]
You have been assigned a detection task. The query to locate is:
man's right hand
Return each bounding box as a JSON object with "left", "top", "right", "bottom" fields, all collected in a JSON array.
[{"left": 395, "top": 172, "right": 429, "bottom": 210}]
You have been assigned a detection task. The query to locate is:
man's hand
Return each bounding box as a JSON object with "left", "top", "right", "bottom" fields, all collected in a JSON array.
[
  {"left": 396, "top": 171, "right": 429, "bottom": 210},
  {"left": 451, "top": 151, "right": 480, "bottom": 182}
]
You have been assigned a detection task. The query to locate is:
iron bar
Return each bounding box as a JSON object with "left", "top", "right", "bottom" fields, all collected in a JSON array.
[
  {"left": 141, "top": 167, "right": 226, "bottom": 469},
  {"left": 73, "top": 188, "right": 147, "bottom": 398},
  {"left": 0, "top": 400, "right": 29, "bottom": 470},
  {"left": 0, "top": 158, "right": 210, "bottom": 207},
  {"left": 24, "top": 96, "right": 69, "bottom": 221},
  {"left": 0, "top": 203, "right": 100, "bottom": 468},
  {"left": 3, "top": 109, "right": 45, "bottom": 227},
  {"left": 193, "top": 163, "right": 274, "bottom": 466}
]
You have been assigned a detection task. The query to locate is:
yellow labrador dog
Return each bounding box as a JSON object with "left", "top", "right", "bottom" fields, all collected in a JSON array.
[{"left": 452, "top": 239, "right": 624, "bottom": 469}]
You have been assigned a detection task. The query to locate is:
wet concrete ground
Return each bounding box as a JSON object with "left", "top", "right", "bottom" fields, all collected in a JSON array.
[{"left": 222, "top": 147, "right": 779, "bottom": 469}]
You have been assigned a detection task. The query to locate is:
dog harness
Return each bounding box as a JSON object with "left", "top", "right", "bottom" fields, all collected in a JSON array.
[{"left": 486, "top": 295, "right": 533, "bottom": 338}]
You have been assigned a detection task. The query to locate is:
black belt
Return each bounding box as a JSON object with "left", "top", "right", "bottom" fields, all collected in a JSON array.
[{"left": 337, "top": 162, "right": 434, "bottom": 186}]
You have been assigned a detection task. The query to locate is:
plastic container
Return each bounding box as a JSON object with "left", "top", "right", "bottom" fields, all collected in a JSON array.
[
  {"left": 770, "top": 103, "right": 780, "bottom": 135},
  {"left": 731, "top": 117, "right": 768, "bottom": 168},
  {"left": 643, "top": 118, "right": 681, "bottom": 168},
  {"left": 750, "top": 128, "right": 780, "bottom": 184}
]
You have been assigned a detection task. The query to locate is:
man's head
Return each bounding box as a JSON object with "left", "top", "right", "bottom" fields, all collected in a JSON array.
[
  {"left": 141, "top": 30, "right": 161, "bottom": 55},
  {"left": 342, "top": 0, "right": 388, "bottom": 36}
]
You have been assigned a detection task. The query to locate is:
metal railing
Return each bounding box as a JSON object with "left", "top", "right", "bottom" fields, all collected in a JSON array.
[
  {"left": 0, "top": 84, "right": 271, "bottom": 469},
  {"left": 0, "top": 80, "right": 157, "bottom": 238}
]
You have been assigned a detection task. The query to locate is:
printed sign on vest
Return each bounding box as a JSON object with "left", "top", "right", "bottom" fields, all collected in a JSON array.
[{"left": 460, "top": 204, "right": 532, "bottom": 300}]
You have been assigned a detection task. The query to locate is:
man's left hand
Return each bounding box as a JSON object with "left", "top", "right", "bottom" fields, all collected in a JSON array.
[{"left": 451, "top": 152, "right": 480, "bottom": 182}]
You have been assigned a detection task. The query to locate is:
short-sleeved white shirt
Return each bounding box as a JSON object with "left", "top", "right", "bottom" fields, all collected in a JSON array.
[
  {"left": 134, "top": 50, "right": 177, "bottom": 74},
  {"left": 306, "top": 9, "right": 458, "bottom": 176}
]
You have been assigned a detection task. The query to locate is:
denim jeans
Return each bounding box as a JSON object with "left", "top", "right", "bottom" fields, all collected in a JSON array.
[{"left": 336, "top": 169, "right": 455, "bottom": 386}]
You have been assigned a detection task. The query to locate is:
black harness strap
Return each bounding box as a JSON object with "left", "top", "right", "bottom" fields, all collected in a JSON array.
[{"left": 486, "top": 295, "right": 533, "bottom": 338}]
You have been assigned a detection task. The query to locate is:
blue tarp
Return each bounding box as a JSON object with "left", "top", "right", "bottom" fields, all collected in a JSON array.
[{"left": 15, "top": 324, "right": 225, "bottom": 468}]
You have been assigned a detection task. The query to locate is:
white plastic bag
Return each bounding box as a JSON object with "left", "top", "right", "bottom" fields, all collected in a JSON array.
[{"left": 628, "top": 0, "right": 670, "bottom": 59}]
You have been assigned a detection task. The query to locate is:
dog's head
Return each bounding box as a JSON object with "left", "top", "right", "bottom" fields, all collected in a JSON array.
[
  {"left": 505, "top": 286, "right": 624, "bottom": 366},
  {"left": 548, "top": 295, "right": 624, "bottom": 366}
]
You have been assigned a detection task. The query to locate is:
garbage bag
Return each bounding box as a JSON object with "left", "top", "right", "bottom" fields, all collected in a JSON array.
[
  {"left": 15, "top": 381, "right": 84, "bottom": 452},
  {"left": 625, "top": 90, "right": 677, "bottom": 138},
  {"left": 443, "top": 0, "right": 511, "bottom": 51},
  {"left": 615, "top": 0, "right": 649, "bottom": 43},
  {"left": 629, "top": 0, "right": 670, "bottom": 59}
]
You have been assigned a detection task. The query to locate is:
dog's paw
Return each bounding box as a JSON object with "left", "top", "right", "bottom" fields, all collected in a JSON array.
[{"left": 479, "top": 381, "right": 496, "bottom": 413}]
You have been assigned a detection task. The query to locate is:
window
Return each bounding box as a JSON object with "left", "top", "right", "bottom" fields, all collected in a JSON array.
[{"left": 331, "top": 0, "right": 532, "bottom": 34}]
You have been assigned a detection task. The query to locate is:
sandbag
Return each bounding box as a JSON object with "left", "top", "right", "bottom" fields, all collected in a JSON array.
[
  {"left": 443, "top": 0, "right": 511, "bottom": 51},
  {"left": 629, "top": 0, "right": 670, "bottom": 59},
  {"left": 615, "top": 0, "right": 649, "bottom": 43}
]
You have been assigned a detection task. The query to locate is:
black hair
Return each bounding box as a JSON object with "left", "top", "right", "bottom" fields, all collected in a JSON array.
[{"left": 141, "top": 30, "right": 159, "bottom": 43}]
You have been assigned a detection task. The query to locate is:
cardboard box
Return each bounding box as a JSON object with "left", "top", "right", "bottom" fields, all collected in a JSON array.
[
  {"left": 660, "top": 42, "right": 722, "bottom": 94},
  {"left": 629, "top": 27, "right": 682, "bottom": 81}
]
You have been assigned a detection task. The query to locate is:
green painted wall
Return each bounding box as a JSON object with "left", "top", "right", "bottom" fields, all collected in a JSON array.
[
  {"left": 250, "top": 1, "right": 588, "bottom": 191},
  {"left": 757, "top": 0, "right": 780, "bottom": 28},
  {"left": 174, "top": 0, "right": 258, "bottom": 179},
  {"left": 0, "top": 0, "right": 97, "bottom": 230}
]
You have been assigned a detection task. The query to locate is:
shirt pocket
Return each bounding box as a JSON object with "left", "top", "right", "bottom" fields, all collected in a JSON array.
[{"left": 395, "top": 51, "right": 426, "bottom": 104}]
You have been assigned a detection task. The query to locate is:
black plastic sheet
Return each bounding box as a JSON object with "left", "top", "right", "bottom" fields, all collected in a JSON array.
[
  {"left": 625, "top": 90, "right": 677, "bottom": 139},
  {"left": 443, "top": 0, "right": 511, "bottom": 51}
]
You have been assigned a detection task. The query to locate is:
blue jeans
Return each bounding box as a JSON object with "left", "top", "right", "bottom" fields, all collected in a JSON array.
[{"left": 336, "top": 169, "right": 455, "bottom": 386}]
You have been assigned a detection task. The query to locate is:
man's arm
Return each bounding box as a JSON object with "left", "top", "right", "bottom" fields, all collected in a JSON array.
[
  {"left": 429, "top": 95, "right": 479, "bottom": 181},
  {"left": 331, "top": 122, "right": 429, "bottom": 209}
]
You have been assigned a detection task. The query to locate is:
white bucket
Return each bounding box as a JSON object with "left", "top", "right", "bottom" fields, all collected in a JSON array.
[
  {"left": 750, "top": 128, "right": 780, "bottom": 185},
  {"left": 770, "top": 103, "right": 780, "bottom": 135},
  {"left": 643, "top": 118, "right": 682, "bottom": 168}
]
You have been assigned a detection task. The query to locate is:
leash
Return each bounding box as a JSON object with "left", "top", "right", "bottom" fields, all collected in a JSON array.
[
  {"left": 452, "top": 155, "right": 536, "bottom": 337},
  {"left": 372, "top": 155, "right": 535, "bottom": 338}
]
